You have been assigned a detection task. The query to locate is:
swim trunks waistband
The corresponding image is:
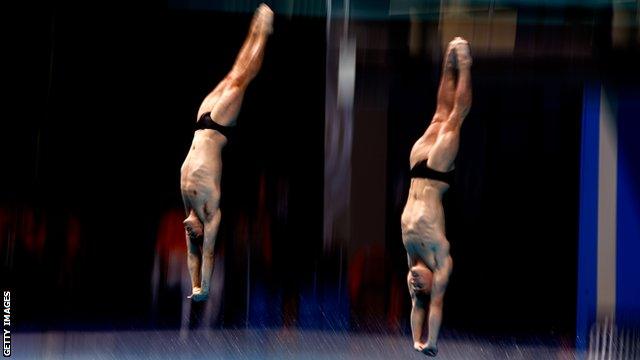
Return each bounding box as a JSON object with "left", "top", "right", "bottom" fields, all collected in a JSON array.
[
  {"left": 196, "top": 112, "right": 233, "bottom": 139},
  {"left": 409, "top": 159, "right": 454, "bottom": 185}
]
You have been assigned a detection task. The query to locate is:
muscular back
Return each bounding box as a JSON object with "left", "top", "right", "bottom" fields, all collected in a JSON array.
[{"left": 180, "top": 130, "right": 225, "bottom": 214}]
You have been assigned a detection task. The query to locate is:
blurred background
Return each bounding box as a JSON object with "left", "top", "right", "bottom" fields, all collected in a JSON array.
[{"left": 1, "top": 0, "right": 639, "bottom": 357}]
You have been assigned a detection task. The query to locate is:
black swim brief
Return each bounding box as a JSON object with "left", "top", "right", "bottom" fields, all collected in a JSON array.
[
  {"left": 196, "top": 112, "right": 233, "bottom": 139},
  {"left": 409, "top": 159, "right": 454, "bottom": 185}
]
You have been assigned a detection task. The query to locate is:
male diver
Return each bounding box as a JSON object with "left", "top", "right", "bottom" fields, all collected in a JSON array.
[
  {"left": 401, "top": 37, "right": 472, "bottom": 356},
  {"left": 180, "top": 3, "right": 273, "bottom": 302}
]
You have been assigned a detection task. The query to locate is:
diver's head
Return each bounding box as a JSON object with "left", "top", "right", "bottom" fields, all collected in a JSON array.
[{"left": 408, "top": 266, "right": 433, "bottom": 295}]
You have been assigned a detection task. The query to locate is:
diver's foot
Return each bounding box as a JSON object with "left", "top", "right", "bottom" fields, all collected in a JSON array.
[
  {"left": 252, "top": 3, "right": 274, "bottom": 35},
  {"left": 414, "top": 342, "right": 426, "bottom": 352},
  {"left": 451, "top": 36, "right": 472, "bottom": 68},
  {"left": 444, "top": 39, "right": 457, "bottom": 70}
]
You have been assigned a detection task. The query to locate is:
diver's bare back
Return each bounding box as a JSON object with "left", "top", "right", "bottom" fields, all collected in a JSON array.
[
  {"left": 402, "top": 132, "right": 453, "bottom": 268},
  {"left": 180, "top": 131, "right": 224, "bottom": 224},
  {"left": 401, "top": 181, "right": 447, "bottom": 268}
]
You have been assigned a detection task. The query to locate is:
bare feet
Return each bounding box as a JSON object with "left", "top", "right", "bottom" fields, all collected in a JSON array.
[
  {"left": 251, "top": 3, "right": 274, "bottom": 35},
  {"left": 450, "top": 36, "right": 472, "bottom": 68}
]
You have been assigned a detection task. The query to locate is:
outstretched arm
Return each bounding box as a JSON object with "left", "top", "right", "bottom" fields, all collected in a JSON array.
[
  {"left": 424, "top": 253, "right": 453, "bottom": 356},
  {"left": 408, "top": 271, "right": 429, "bottom": 351}
]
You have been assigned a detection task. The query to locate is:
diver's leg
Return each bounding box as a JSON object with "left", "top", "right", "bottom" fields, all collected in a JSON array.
[
  {"left": 434, "top": 39, "right": 459, "bottom": 117},
  {"left": 450, "top": 37, "right": 473, "bottom": 123},
  {"left": 196, "top": 4, "right": 274, "bottom": 126},
  {"left": 427, "top": 38, "right": 473, "bottom": 171}
]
